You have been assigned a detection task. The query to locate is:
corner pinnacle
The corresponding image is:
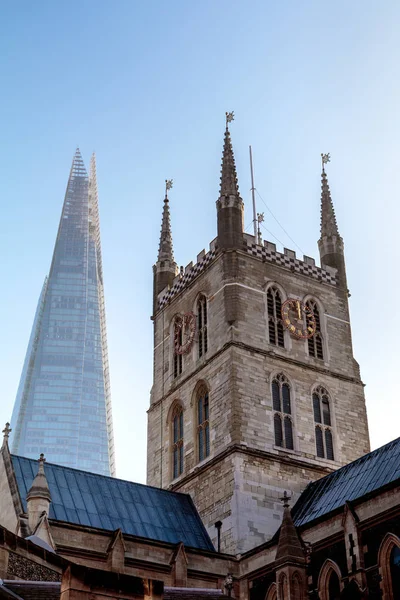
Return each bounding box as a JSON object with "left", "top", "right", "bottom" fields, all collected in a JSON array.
[
  {"left": 219, "top": 112, "right": 240, "bottom": 198},
  {"left": 320, "top": 155, "right": 340, "bottom": 238}
]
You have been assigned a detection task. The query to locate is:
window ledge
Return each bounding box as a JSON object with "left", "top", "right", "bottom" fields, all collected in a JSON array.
[{"left": 273, "top": 445, "right": 299, "bottom": 456}]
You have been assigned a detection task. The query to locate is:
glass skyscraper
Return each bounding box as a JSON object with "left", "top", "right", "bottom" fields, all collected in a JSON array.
[{"left": 10, "top": 149, "right": 115, "bottom": 476}]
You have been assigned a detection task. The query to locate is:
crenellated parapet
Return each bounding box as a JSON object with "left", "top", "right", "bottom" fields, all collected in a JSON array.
[{"left": 243, "top": 234, "right": 337, "bottom": 285}]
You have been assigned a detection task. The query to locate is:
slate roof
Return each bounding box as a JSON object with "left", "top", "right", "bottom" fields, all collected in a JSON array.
[
  {"left": 164, "top": 588, "right": 229, "bottom": 600},
  {"left": 1, "top": 581, "right": 60, "bottom": 600},
  {"left": 292, "top": 437, "right": 400, "bottom": 527},
  {"left": 11, "top": 455, "right": 214, "bottom": 551}
]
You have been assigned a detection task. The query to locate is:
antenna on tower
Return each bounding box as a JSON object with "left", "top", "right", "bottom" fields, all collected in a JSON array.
[{"left": 249, "top": 146, "right": 258, "bottom": 240}]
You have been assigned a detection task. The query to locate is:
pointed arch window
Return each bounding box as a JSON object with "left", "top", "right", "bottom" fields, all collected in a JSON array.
[
  {"left": 327, "top": 570, "right": 341, "bottom": 600},
  {"left": 173, "top": 319, "right": 183, "bottom": 379},
  {"left": 272, "top": 374, "right": 294, "bottom": 450},
  {"left": 390, "top": 545, "right": 400, "bottom": 598},
  {"left": 313, "top": 386, "right": 334, "bottom": 460},
  {"left": 172, "top": 405, "right": 184, "bottom": 478},
  {"left": 306, "top": 300, "right": 323, "bottom": 359},
  {"left": 197, "top": 295, "right": 208, "bottom": 358},
  {"left": 197, "top": 386, "right": 210, "bottom": 461},
  {"left": 267, "top": 287, "right": 285, "bottom": 348}
]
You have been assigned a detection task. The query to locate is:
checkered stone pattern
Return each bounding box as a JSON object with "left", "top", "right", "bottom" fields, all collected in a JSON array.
[
  {"left": 245, "top": 241, "right": 337, "bottom": 286},
  {"left": 158, "top": 249, "right": 218, "bottom": 309}
]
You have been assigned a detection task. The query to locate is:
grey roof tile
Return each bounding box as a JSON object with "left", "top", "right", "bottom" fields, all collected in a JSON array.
[{"left": 11, "top": 455, "right": 214, "bottom": 551}]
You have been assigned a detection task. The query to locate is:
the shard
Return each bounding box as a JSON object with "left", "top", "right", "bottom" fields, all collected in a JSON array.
[{"left": 9, "top": 149, "right": 115, "bottom": 476}]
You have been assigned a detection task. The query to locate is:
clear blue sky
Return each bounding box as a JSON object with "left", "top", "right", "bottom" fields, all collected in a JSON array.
[{"left": 1, "top": 1, "right": 399, "bottom": 483}]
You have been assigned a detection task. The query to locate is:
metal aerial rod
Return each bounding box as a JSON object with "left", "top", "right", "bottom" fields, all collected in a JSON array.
[{"left": 249, "top": 145, "right": 258, "bottom": 239}]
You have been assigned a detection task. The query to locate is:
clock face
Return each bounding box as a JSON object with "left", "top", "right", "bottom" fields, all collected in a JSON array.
[
  {"left": 174, "top": 312, "right": 196, "bottom": 355},
  {"left": 281, "top": 299, "right": 316, "bottom": 339}
]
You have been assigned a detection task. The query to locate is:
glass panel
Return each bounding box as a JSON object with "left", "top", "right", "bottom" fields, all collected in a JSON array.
[
  {"left": 198, "top": 429, "right": 204, "bottom": 462},
  {"left": 274, "top": 414, "right": 283, "bottom": 447},
  {"left": 204, "top": 393, "right": 209, "bottom": 420},
  {"left": 328, "top": 571, "right": 340, "bottom": 600},
  {"left": 315, "top": 426, "right": 324, "bottom": 458},
  {"left": 284, "top": 417, "right": 293, "bottom": 450},
  {"left": 179, "top": 411, "right": 183, "bottom": 437},
  {"left": 390, "top": 546, "right": 400, "bottom": 598},
  {"left": 322, "top": 398, "right": 331, "bottom": 426},
  {"left": 198, "top": 398, "right": 203, "bottom": 425},
  {"left": 267, "top": 289, "right": 274, "bottom": 316},
  {"left": 173, "top": 448, "right": 178, "bottom": 478},
  {"left": 282, "top": 384, "right": 291, "bottom": 414},
  {"left": 313, "top": 394, "right": 321, "bottom": 423},
  {"left": 179, "top": 445, "right": 184, "bottom": 475},
  {"left": 205, "top": 424, "right": 210, "bottom": 457},
  {"left": 173, "top": 415, "right": 178, "bottom": 443},
  {"left": 325, "top": 429, "right": 334, "bottom": 460},
  {"left": 272, "top": 381, "right": 281, "bottom": 411}
]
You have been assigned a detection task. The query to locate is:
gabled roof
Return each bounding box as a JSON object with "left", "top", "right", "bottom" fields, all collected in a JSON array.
[
  {"left": 11, "top": 455, "right": 214, "bottom": 551},
  {"left": 293, "top": 437, "right": 400, "bottom": 527}
]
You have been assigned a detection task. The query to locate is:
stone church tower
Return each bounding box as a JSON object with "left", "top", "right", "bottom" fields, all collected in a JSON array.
[{"left": 147, "top": 116, "right": 370, "bottom": 555}]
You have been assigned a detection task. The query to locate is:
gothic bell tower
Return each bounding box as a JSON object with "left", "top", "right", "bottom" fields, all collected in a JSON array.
[{"left": 147, "top": 115, "right": 370, "bottom": 555}]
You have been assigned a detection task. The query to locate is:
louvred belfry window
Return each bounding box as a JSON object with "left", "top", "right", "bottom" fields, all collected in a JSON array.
[
  {"left": 197, "top": 386, "right": 210, "bottom": 461},
  {"left": 267, "top": 287, "right": 285, "bottom": 347},
  {"left": 306, "top": 300, "right": 323, "bottom": 359},
  {"left": 172, "top": 405, "right": 184, "bottom": 478},
  {"left": 313, "top": 386, "right": 334, "bottom": 460},
  {"left": 272, "top": 374, "right": 294, "bottom": 450},
  {"left": 197, "top": 295, "right": 208, "bottom": 358}
]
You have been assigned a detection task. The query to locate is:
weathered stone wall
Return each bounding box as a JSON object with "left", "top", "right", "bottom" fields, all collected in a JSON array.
[{"left": 148, "top": 240, "right": 370, "bottom": 555}]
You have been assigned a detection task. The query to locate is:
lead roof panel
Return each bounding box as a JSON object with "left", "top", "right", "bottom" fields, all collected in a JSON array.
[
  {"left": 11, "top": 455, "right": 214, "bottom": 552},
  {"left": 292, "top": 437, "right": 400, "bottom": 527}
]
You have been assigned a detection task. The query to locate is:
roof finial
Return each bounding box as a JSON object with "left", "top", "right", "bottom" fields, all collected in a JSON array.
[
  {"left": 280, "top": 490, "right": 291, "bottom": 508},
  {"left": 2, "top": 422, "right": 11, "bottom": 447},
  {"left": 38, "top": 453, "right": 46, "bottom": 474},
  {"left": 165, "top": 179, "right": 173, "bottom": 202}
]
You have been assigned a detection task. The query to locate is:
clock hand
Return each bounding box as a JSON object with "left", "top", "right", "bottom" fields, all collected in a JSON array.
[{"left": 296, "top": 301, "right": 301, "bottom": 320}]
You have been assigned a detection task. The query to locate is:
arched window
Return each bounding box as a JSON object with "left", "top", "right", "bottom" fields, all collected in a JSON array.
[
  {"left": 272, "top": 374, "right": 294, "bottom": 450},
  {"left": 267, "top": 287, "right": 284, "bottom": 347},
  {"left": 313, "top": 386, "right": 334, "bottom": 460},
  {"left": 172, "top": 405, "right": 184, "bottom": 478},
  {"left": 328, "top": 570, "right": 341, "bottom": 600},
  {"left": 173, "top": 318, "right": 183, "bottom": 379},
  {"left": 292, "top": 572, "right": 303, "bottom": 600},
  {"left": 197, "top": 386, "right": 210, "bottom": 461},
  {"left": 278, "top": 573, "right": 288, "bottom": 600},
  {"left": 390, "top": 545, "right": 400, "bottom": 598},
  {"left": 197, "top": 295, "right": 208, "bottom": 358},
  {"left": 306, "top": 299, "right": 323, "bottom": 359}
]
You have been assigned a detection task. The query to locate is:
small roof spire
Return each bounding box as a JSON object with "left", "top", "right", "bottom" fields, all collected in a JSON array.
[
  {"left": 320, "top": 153, "right": 340, "bottom": 238},
  {"left": 27, "top": 454, "right": 52, "bottom": 502},
  {"left": 275, "top": 491, "right": 305, "bottom": 563},
  {"left": 2, "top": 422, "right": 11, "bottom": 448},
  {"left": 157, "top": 180, "right": 175, "bottom": 263},
  {"left": 219, "top": 112, "right": 240, "bottom": 198}
]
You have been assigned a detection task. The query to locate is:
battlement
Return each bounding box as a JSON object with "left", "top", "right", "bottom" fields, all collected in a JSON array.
[
  {"left": 243, "top": 233, "right": 337, "bottom": 285},
  {"left": 158, "top": 238, "right": 218, "bottom": 309},
  {"left": 157, "top": 234, "right": 337, "bottom": 311}
]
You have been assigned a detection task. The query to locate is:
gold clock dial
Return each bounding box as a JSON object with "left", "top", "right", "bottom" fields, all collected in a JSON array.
[{"left": 281, "top": 299, "right": 316, "bottom": 339}]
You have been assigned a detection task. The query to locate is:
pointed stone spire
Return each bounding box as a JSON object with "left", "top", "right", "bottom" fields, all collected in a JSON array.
[
  {"left": 27, "top": 454, "right": 52, "bottom": 533},
  {"left": 158, "top": 180, "right": 175, "bottom": 263},
  {"left": 216, "top": 112, "right": 244, "bottom": 250},
  {"left": 220, "top": 114, "right": 240, "bottom": 198},
  {"left": 275, "top": 492, "right": 305, "bottom": 564},
  {"left": 318, "top": 154, "right": 347, "bottom": 290},
  {"left": 153, "top": 181, "right": 178, "bottom": 315},
  {"left": 320, "top": 158, "right": 340, "bottom": 238}
]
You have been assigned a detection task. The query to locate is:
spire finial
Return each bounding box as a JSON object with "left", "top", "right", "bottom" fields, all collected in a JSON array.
[
  {"left": 225, "top": 111, "right": 234, "bottom": 130},
  {"left": 2, "top": 422, "right": 11, "bottom": 446},
  {"left": 320, "top": 153, "right": 340, "bottom": 238},
  {"left": 165, "top": 179, "right": 173, "bottom": 201},
  {"left": 38, "top": 453, "right": 46, "bottom": 474},
  {"left": 321, "top": 152, "right": 330, "bottom": 173},
  {"left": 280, "top": 490, "right": 291, "bottom": 508}
]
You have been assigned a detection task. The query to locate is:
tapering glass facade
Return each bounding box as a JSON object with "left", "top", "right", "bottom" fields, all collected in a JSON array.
[{"left": 10, "top": 150, "right": 115, "bottom": 476}]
